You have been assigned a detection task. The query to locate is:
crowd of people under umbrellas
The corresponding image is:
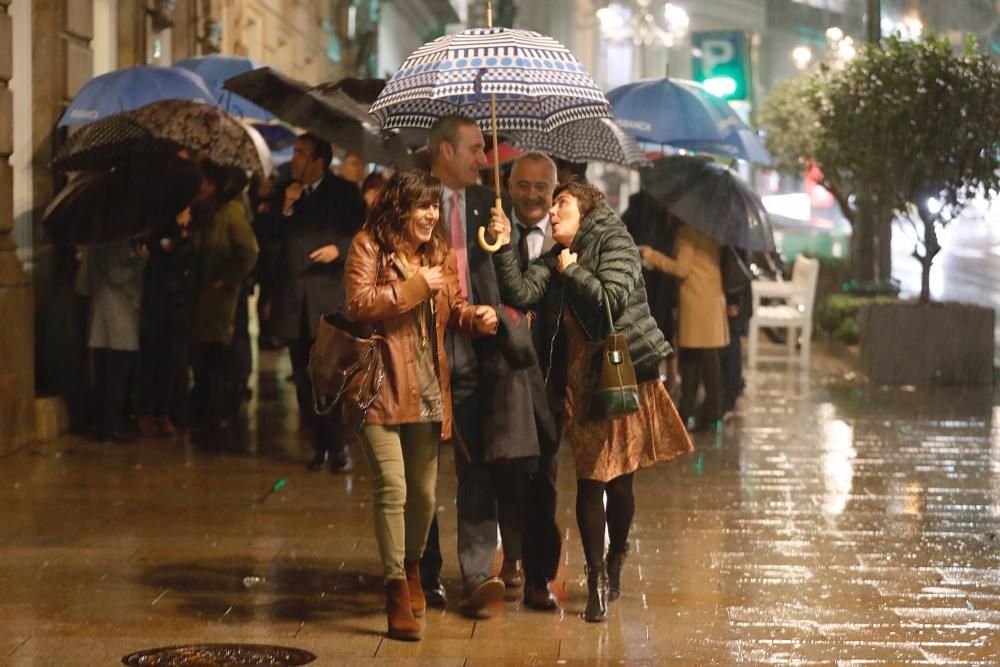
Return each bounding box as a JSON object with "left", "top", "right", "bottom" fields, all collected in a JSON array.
[{"left": 72, "top": 113, "right": 757, "bottom": 640}]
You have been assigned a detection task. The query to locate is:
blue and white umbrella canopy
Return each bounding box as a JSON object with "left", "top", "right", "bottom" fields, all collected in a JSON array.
[
  {"left": 505, "top": 118, "right": 649, "bottom": 168},
  {"left": 59, "top": 66, "right": 215, "bottom": 127},
  {"left": 370, "top": 28, "right": 611, "bottom": 132}
]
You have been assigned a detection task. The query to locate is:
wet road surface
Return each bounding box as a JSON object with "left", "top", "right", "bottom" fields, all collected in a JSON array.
[{"left": 1, "top": 349, "right": 999, "bottom": 665}]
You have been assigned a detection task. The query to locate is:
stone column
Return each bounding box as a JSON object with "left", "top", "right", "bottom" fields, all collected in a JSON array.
[
  {"left": 31, "top": 0, "right": 94, "bottom": 437},
  {"left": 0, "top": 0, "right": 35, "bottom": 454}
]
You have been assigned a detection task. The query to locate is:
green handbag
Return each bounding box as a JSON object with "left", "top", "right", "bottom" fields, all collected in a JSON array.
[{"left": 591, "top": 294, "right": 640, "bottom": 419}]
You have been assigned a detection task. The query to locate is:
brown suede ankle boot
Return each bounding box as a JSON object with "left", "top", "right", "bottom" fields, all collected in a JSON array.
[
  {"left": 404, "top": 560, "right": 426, "bottom": 617},
  {"left": 385, "top": 578, "right": 421, "bottom": 641}
]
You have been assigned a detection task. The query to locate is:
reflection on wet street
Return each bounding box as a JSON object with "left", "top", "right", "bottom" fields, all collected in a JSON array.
[{"left": 1, "top": 349, "right": 998, "bottom": 665}]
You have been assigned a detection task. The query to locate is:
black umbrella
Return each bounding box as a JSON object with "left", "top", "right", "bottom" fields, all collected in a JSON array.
[
  {"left": 43, "top": 154, "right": 202, "bottom": 245},
  {"left": 52, "top": 100, "right": 269, "bottom": 175},
  {"left": 223, "top": 68, "right": 412, "bottom": 166},
  {"left": 640, "top": 156, "right": 776, "bottom": 252}
]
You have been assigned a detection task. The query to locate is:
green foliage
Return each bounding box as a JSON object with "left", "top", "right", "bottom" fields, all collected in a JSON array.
[
  {"left": 759, "top": 33, "right": 1000, "bottom": 294},
  {"left": 817, "top": 293, "right": 898, "bottom": 345},
  {"left": 758, "top": 74, "right": 820, "bottom": 176},
  {"left": 814, "top": 33, "right": 1000, "bottom": 223}
]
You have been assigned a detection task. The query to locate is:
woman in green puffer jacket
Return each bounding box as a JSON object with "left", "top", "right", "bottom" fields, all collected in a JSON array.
[{"left": 489, "top": 181, "right": 693, "bottom": 623}]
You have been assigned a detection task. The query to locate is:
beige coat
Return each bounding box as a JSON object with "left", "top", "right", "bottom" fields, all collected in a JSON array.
[{"left": 645, "top": 224, "right": 729, "bottom": 349}]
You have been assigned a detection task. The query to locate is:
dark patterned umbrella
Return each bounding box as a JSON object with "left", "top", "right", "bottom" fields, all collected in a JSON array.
[
  {"left": 504, "top": 118, "right": 648, "bottom": 167},
  {"left": 43, "top": 154, "right": 203, "bottom": 245},
  {"left": 640, "top": 156, "right": 776, "bottom": 252},
  {"left": 53, "top": 99, "right": 267, "bottom": 174}
]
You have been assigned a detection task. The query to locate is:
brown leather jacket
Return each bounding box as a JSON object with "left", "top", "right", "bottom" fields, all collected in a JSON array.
[{"left": 344, "top": 230, "right": 495, "bottom": 438}]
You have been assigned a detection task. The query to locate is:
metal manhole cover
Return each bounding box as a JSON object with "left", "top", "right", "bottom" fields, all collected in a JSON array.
[{"left": 122, "top": 644, "right": 316, "bottom": 666}]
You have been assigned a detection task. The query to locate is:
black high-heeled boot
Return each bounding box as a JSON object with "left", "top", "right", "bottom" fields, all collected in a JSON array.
[
  {"left": 607, "top": 543, "right": 630, "bottom": 601},
  {"left": 583, "top": 562, "right": 608, "bottom": 622}
]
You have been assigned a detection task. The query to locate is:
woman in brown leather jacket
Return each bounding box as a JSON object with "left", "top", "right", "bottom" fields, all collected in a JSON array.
[{"left": 344, "top": 169, "right": 497, "bottom": 641}]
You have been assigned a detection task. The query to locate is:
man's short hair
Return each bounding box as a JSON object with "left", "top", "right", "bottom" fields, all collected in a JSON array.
[
  {"left": 511, "top": 152, "right": 558, "bottom": 183},
  {"left": 427, "top": 115, "right": 480, "bottom": 162},
  {"left": 298, "top": 133, "right": 333, "bottom": 170}
]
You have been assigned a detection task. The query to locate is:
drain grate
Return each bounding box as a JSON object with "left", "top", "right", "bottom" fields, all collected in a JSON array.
[{"left": 122, "top": 643, "right": 316, "bottom": 666}]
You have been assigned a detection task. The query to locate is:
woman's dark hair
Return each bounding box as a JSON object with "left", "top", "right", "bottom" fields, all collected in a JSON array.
[
  {"left": 362, "top": 170, "right": 388, "bottom": 195},
  {"left": 554, "top": 180, "right": 606, "bottom": 221},
  {"left": 365, "top": 169, "right": 449, "bottom": 266}
]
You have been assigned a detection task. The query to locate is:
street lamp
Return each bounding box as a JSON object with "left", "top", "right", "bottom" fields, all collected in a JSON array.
[
  {"left": 792, "top": 45, "right": 813, "bottom": 70},
  {"left": 825, "top": 26, "right": 857, "bottom": 68},
  {"left": 597, "top": 0, "right": 690, "bottom": 49},
  {"left": 882, "top": 11, "right": 923, "bottom": 40}
]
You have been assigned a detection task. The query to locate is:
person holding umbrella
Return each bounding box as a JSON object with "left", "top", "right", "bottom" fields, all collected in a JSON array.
[
  {"left": 417, "top": 116, "right": 554, "bottom": 619},
  {"left": 488, "top": 181, "right": 693, "bottom": 622},
  {"left": 639, "top": 223, "right": 728, "bottom": 431},
  {"left": 344, "top": 168, "right": 498, "bottom": 641},
  {"left": 634, "top": 155, "right": 775, "bottom": 431}
]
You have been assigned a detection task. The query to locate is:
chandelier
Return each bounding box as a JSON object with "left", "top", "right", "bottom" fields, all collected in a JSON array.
[{"left": 597, "top": 0, "right": 690, "bottom": 48}]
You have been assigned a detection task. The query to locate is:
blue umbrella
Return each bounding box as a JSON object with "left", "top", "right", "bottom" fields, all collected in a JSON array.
[
  {"left": 608, "top": 78, "right": 772, "bottom": 165},
  {"left": 59, "top": 66, "right": 215, "bottom": 127},
  {"left": 174, "top": 55, "right": 276, "bottom": 121},
  {"left": 249, "top": 122, "right": 298, "bottom": 150}
]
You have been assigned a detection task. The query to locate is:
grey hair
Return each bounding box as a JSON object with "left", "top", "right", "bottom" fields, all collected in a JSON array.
[{"left": 511, "top": 151, "right": 557, "bottom": 183}]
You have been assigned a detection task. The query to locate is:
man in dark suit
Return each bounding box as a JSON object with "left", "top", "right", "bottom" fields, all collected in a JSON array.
[
  {"left": 267, "top": 133, "right": 366, "bottom": 471},
  {"left": 500, "top": 152, "right": 562, "bottom": 610},
  {"left": 417, "top": 116, "right": 553, "bottom": 618}
]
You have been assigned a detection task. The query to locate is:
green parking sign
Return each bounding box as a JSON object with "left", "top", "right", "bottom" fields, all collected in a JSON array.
[{"left": 692, "top": 31, "right": 749, "bottom": 101}]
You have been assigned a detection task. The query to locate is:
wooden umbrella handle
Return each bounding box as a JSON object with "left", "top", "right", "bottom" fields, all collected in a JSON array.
[{"left": 477, "top": 0, "right": 503, "bottom": 255}]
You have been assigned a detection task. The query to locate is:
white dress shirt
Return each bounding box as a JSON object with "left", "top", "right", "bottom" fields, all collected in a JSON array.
[{"left": 512, "top": 211, "right": 550, "bottom": 261}]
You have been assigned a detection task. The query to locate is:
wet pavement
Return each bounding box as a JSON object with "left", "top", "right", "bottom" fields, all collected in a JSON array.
[{"left": 2, "top": 348, "right": 999, "bottom": 665}]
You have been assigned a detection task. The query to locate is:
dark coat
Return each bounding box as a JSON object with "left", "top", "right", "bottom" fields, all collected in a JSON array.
[
  {"left": 190, "top": 199, "right": 259, "bottom": 345},
  {"left": 270, "top": 173, "right": 366, "bottom": 340},
  {"left": 623, "top": 191, "right": 678, "bottom": 342},
  {"left": 453, "top": 185, "right": 556, "bottom": 463},
  {"left": 493, "top": 204, "right": 672, "bottom": 403},
  {"left": 140, "top": 223, "right": 197, "bottom": 331}
]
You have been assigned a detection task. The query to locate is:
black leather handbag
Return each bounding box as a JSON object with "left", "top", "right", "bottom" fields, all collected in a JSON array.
[{"left": 591, "top": 295, "right": 640, "bottom": 419}]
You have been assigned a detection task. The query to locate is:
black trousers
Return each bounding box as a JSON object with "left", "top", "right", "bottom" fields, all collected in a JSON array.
[
  {"left": 191, "top": 342, "right": 232, "bottom": 425},
  {"left": 93, "top": 348, "right": 136, "bottom": 438},
  {"left": 138, "top": 321, "right": 187, "bottom": 418},
  {"left": 720, "top": 317, "right": 746, "bottom": 413},
  {"left": 287, "top": 333, "right": 346, "bottom": 458},
  {"left": 232, "top": 284, "right": 252, "bottom": 397},
  {"left": 678, "top": 347, "right": 723, "bottom": 428},
  {"left": 519, "top": 451, "right": 562, "bottom": 585},
  {"left": 420, "top": 447, "right": 561, "bottom": 589}
]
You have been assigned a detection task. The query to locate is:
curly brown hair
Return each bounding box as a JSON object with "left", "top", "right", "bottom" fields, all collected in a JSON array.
[
  {"left": 553, "top": 180, "right": 605, "bottom": 220},
  {"left": 364, "top": 169, "right": 450, "bottom": 266}
]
